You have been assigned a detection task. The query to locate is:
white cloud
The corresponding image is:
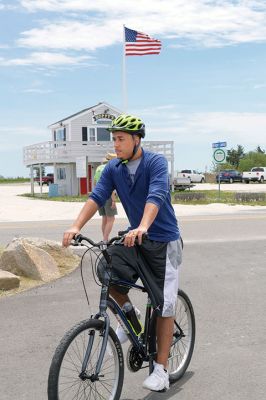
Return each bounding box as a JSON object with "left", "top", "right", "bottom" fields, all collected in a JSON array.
[
  {"left": 0, "top": 51, "right": 92, "bottom": 66},
  {"left": 23, "top": 88, "right": 53, "bottom": 93},
  {"left": 18, "top": 20, "right": 122, "bottom": 51},
  {"left": 0, "top": 1, "right": 263, "bottom": 69},
  {"left": 0, "top": 125, "right": 48, "bottom": 151},
  {"left": 0, "top": 2, "right": 18, "bottom": 11},
  {"left": 17, "top": 1, "right": 266, "bottom": 50},
  {"left": 174, "top": 112, "right": 266, "bottom": 147},
  {"left": 254, "top": 83, "right": 266, "bottom": 89},
  {"left": 135, "top": 106, "right": 266, "bottom": 149},
  {"left": 137, "top": 107, "right": 266, "bottom": 170}
]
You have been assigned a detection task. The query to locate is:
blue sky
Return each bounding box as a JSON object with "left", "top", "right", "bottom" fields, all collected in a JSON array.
[{"left": 0, "top": 0, "right": 266, "bottom": 177}]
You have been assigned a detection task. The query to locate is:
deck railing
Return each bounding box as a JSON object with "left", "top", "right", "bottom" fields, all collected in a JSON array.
[{"left": 23, "top": 141, "right": 174, "bottom": 165}]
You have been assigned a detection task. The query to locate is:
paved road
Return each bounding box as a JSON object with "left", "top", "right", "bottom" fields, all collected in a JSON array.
[
  {"left": 1, "top": 183, "right": 266, "bottom": 224},
  {"left": 1, "top": 214, "right": 266, "bottom": 400}
]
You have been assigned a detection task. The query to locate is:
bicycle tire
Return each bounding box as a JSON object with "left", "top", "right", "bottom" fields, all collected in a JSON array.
[
  {"left": 47, "top": 319, "right": 124, "bottom": 400},
  {"left": 168, "top": 289, "right": 195, "bottom": 382},
  {"left": 149, "top": 289, "right": 195, "bottom": 383}
]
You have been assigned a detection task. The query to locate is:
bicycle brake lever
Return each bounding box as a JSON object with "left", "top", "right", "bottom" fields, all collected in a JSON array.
[
  {"left": 71, "top": 242, "right": 79, "bottom": 246},
  {"left": 70, "top": 234, "right": 83, "bottom": 246}
]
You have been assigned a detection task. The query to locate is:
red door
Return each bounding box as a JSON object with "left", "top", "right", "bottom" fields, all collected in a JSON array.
[{"left": 79, "top": 165, "right": 92, "bottom": 194}]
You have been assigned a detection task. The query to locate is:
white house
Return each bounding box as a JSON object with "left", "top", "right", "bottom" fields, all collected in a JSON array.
[{"left": 23, "top": 101, "right": 174, "bottom": 196}]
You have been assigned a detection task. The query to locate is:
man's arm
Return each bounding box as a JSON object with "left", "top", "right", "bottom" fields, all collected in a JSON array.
[
  {"left": 62, "top": 198, "right": 99, "bottom": 247},
  {"left": 124, "top": 202, "right": 159, "bottom": 247},
  {"left": 146, "top": 155, "right": 169, "bottom": 208},
  {"left": 111, "top": 190, "right": 116, "bottom": 209}
]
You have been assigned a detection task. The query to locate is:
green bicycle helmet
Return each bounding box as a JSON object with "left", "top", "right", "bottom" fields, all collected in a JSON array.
[{"left": 108, "top": 114, "right": 145, "bottom": 138}]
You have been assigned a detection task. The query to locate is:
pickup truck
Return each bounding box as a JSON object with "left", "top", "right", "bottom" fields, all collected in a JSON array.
[
  {"left": 177, "top": 169, "right": 205, "bottom": 183},
  {"left": 242, "top": 167, "right": 266, "bottom": 183},
  {"left": 34, "top": 173, "right": 54, "bottom": 185},
  {"left": 172, "top": 176, "right": 194, "bottom": 191}
]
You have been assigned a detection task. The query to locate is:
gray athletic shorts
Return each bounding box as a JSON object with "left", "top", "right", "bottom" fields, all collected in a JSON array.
[
  {"left": 98, "top": 197, "right": 118, "bottom": 217},
  {"left": 97, "top": 238, "right": 182, "bottom": 317}
]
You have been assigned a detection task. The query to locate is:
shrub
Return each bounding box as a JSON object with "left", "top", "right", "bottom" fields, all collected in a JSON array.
[
  {"left": 174, "top": 192, "right": 206, "bottom": 202},
  {"left": 234, "top": 192, "right": 266, "bottom": 202}
]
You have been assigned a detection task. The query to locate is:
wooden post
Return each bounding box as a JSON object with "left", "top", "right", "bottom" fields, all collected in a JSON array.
[{"left": 30, "top": 165, "right": 34, "bottom": 196}]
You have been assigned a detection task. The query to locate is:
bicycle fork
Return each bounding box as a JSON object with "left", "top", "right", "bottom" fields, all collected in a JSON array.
[{"left": 80, "top": 284, "right": 111, "bottom": 381}]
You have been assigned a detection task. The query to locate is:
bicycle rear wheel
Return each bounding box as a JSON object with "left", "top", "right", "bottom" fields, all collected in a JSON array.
[
  {"left": 168, "top": 289, "right": 195, "bottom": 382},
  {"left": 48, "top": 319, "right": 124, "bottom": 400}
]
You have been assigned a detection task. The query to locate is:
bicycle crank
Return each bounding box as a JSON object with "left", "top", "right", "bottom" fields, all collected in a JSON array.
[{"left": 126, "top": 345, "right": 143, "bottom": 372}]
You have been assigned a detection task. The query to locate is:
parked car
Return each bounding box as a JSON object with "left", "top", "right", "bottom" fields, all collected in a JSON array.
[
  {"left": 34, "top": 173, "right": 54, "bottom": 185},
  {"left": 242, "top": 167, "right": 266, "bottom": 183},
  {"left": 216, "top": 169, "right": 243, "bottom": 183},
  {"left": 177, "top": 169, "right": 205, "bottom": 183}
]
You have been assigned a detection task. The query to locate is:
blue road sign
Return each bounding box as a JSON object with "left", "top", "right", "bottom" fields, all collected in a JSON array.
[{"left": 212, "top": 141, "right": 227, "bottom": 148}]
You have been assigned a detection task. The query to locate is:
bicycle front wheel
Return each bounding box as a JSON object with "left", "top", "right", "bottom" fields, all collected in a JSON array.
[
  {"left": 168, "top": 289, "right": 195, "bottom": 382},
  {"left": 48, "top": 319, "right": 124, "bottom": 400}
]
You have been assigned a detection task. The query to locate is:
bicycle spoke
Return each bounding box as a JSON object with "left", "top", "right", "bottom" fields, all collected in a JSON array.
[{"left": 48, "top": 319, "right": 124, "bottom": 400}]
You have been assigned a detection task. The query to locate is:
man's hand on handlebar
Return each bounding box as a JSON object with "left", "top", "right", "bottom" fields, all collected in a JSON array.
[
  {"left": 62, "top": 227, "right": 80, "bottom": 247},
  {"left": 124, "top": 226, "right": 147, "bottom": 247}
]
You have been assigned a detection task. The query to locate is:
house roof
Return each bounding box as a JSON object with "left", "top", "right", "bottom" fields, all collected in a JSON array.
[{"left": 48, "top": 101, "right": 122, "bottom": 128}]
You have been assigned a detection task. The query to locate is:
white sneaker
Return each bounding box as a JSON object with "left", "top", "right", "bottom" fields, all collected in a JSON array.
[
  {"left": 115, "top": 306, "right": 141, "bottom": 344},
  {"left": 142, "top": 362, "right": 170, "bottom": 392}
]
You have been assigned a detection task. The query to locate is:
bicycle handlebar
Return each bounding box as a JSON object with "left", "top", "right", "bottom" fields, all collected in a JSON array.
[
  {"left": 72, "top": 233, "right": 125, "bottom": 248},
  {"left": 72, "top": 232, "right": 147, "bottom": 248}
]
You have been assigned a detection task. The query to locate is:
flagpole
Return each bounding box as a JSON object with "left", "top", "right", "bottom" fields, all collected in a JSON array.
[{"left": 122, "top": 24, "right": 127, "bottom": 112}]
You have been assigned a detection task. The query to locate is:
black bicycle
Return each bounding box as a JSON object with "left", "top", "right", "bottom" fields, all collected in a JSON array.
[{"left": 48, "top": 233, "right": 195, "bottom": 400}]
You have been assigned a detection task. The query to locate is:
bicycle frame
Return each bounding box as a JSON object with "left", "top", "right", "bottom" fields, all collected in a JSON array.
[
  {"left": 80, "top": 275, "right": 155, "bottom": 379},
  {"left": 77, "top": 235, "right": 185, "bottom": 380}
]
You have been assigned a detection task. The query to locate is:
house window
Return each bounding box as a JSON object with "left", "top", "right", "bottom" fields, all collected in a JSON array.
[
  {"left": 57, "top": 168, "right": 66, "bottom": 180},
  {"left": 89, "top": 128, "right": 96, "bottom": 141},
  {"left": 55, "top": 127, "right": 66, "bottom": 141},
  {"left": 87, "top": 127, "right": 111, "bottom": 141},
  {"left": 97, "top": 127, "right": 111, "bottom": 141}
]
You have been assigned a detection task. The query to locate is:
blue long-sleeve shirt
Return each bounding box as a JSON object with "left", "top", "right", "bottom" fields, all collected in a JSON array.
[{"left": 89, "top": 149, "right": 180, "bottom": 242}]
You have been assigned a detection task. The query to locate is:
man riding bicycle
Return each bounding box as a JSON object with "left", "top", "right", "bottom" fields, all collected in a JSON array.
[{"left": 63, "top": 113, "right": 182, "bottom": 392}]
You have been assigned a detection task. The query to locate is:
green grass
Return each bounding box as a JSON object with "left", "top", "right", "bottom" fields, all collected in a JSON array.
[
  {"left": 0, "top": 178, "right": 30, "bottom": 184},
  {"left": 19, "top": 193, "right": 88, "bottom": 202},
  {"left": 19, "top": 190, "right": 266, "bottom": 206},
  {"left": 172, "top": 190, "right": 266, "bottom": 206}
]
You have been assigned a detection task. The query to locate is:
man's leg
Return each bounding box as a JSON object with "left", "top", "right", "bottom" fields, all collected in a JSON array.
[
  {"left": 142, "top": 316, "right": 173, "bottom": 391},
  {"left": 156, "top": 316, "right": 174, "bottom": 368},
  {"left": 101, "top": 215, "right": 107, "bottom": 239},
  {"left": 149, "top": 296, "right": 175, "bottom": 389},
  {"left": 109, "top": 286, "right": 130, "bottom": 307},
  {"left": 109, "top": 286, "right": 133, "bottom": 344},
  {"left": 142, "top": 239, "right": 181, "bottom": 391},
  {"left": 103, "top": 216, "right": 115, "bottom": 241}
]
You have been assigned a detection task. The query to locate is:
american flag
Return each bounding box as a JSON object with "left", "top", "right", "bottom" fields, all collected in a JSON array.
[{"left": 124, "top": 27, "right": 162, "bottom": 56}]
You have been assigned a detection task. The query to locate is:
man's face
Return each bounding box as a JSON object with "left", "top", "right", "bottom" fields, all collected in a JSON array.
[{"left": 112, "top": 131, "right": 140, "bottom": 159}]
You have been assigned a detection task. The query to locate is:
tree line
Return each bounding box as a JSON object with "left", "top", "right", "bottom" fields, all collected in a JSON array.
[{"left": 213, "top": 145, "right": 266, "bottom": 172}]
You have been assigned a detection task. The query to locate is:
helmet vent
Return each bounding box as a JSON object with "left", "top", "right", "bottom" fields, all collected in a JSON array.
[{"left": 108, "top": 113, "right": 145, "bottom": 138}]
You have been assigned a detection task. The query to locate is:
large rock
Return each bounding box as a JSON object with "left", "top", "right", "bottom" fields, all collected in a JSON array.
[
  {"left": 21, "top": 237, "right": 80, "bottom": 271},
  {"left": 0, "top": 240, "right": 60, "bottom": 281},
  {"left": 0, "top": 237, "right": 80, "bottom": 285},
  {"left": 0, "top": 270, "right": 20, "bottom": 290}
]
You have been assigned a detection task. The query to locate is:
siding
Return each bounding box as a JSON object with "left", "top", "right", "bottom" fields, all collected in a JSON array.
[{"left": 70, "top": 104, "right": 120, "bottom": 142}]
